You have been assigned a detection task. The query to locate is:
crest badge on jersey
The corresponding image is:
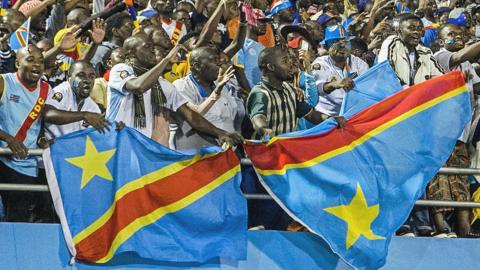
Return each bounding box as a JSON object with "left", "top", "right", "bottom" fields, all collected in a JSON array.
[
  {"left": 52, "top": 92, "right": 63, "bottom": 102},
  {"left": 120, "top": 71, "right": 129, "bottom": 79}
]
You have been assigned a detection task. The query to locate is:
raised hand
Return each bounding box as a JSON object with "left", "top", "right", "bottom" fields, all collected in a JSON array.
[
  {"left": 82, "top": 112, "right": 111, "bottom": 133},
  {"left": 59, "top": 26, "right": 81, "bottom": 50},
  {"left": 0, "top": 32, "right": 10, "bottom": 51},
  {"left": 215, "top": 65, "right": 235, "bottom": 92},
  {"left": 88, "top": 18, "right": 106, "bottom": 44}
]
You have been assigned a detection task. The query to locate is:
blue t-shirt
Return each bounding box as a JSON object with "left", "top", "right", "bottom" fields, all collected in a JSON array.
[{"left": 234, "top": 38, "right": 265, "bottom": 88}]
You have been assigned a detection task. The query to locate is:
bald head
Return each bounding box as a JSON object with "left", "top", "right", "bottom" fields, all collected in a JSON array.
[
  {"left": 67, "top": 8, "right": 89, "bottom": 27},
  {"left": 16, "top": 45, "right": 44, "bottom": 86},
  {"left": 190, "top": 46, "right": 219, "bottom": 65},
  {"left": 17, "top": 44, "right": 43, "bottom": 60},
  {"left": 123, "top": 34, "right": 148, "bottom": 52},
  {"left": 123, "top": 34, "right": 157, "bottom": 68}
]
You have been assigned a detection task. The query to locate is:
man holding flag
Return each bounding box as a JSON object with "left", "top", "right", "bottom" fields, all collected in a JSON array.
[{"left": 0, "top": 45, "right": 110, "bottom": 222}]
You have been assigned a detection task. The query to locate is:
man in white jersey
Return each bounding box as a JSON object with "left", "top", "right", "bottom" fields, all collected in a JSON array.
[
  {"left": 0, "top": 45, "right": 109, "bottom": 222},
  {"left": 107, "top": 34, "right": 243, "bottom": 147},
  {"left": 45, "top": 61, "right": 102, "bottom": 139}
]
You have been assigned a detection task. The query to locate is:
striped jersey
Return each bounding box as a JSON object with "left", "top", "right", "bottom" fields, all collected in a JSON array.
[
  {"left": 246, "top": 81, "right": 312, "bottom": 139},
  {"left": 0, "top": 73, "right": 50, "bottom": 176}
]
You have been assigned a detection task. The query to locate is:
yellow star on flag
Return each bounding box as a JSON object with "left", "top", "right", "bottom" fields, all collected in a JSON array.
[
  {"left": 65, "top": 135, "right": 116, "bottom": 189},
  {"left": 324, "top": 182, "right": 385, "bottom": 250}
]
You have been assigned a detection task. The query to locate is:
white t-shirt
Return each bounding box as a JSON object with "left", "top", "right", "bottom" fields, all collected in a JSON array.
[
  {"left": 171, "top": 75, "right": 239, "bottom": 150},
  {"left": 434, "top": 48, "right": 480, "bottom": 142},
  {"left": 106, "top": 63, "right": 187, "bottom": 138},
  {"left": 312, "top": 55, "right": 369, "bottom": 116},
  {"left": 45, "top": 81, "right": 101, "bottom": 139}
]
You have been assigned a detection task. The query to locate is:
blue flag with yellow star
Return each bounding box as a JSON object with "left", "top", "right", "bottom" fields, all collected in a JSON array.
[
  {"left": 43, "top": 126, "right": 247, "bottom": 264},
  {"left": 244, "top": 71, "right": 471, "bottom": 270}
]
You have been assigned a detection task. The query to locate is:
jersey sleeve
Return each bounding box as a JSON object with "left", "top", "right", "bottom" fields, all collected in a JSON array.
[
  {"left": 246, "top": 88, "right": 269, "bottom": 118},
  {"left": 108, "top": 63, "right": 136, "bottom": 95},
  {"left": 160, "top": 79, "right": 187, "bottom": 112}
]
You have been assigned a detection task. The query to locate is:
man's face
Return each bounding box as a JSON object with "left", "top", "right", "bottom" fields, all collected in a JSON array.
[
  {"left": 328, "top": 39, "right": 351, "bottom": 59},
  {"left": 67, "top": 9, "right": 89, "bottom": 27},
  {"left": 398, "top": 19, "right": 424, "bottom": 48},
  {"left": 69, "top": 64, "right": 96, "bottom": 99},
  {"left": 441, "top": 25, "right": 465, "bottom": 51},
  {"left": 152, "top": 29, "right": 173, "bottom": 51},
  {"left": 0, "top": 16, "right": 12, "bottom": 39},
  {"left": 154, "top": 0, "right": 175, "bottom": 14},
  {"left": 17, "top": 46, "right": 45, "bottom": 85},
  {"left": 114, "top": 18, "right": 134, "bottom": 41},
  {"left": 136, "top": 38, "right": 157, "bottom": 68},
  {"left": 201, "top": 52, "right": 222, "bottom": 82},
  {"left": 271, "top": 50, "right": 295, "bottom": 81}
]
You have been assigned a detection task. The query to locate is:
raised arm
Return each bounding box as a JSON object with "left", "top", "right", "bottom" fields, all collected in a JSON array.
[
  {"left": 124, "top": 45, "right": 182, "bottom": 95},
  {"left": 20, "top": 0, "right": 56, "bottom": 19},
  {"left": 194, "top": 1, "right": 225, "bottom": 48},
  {"left": 43, "top": 105, "right": 111, "bottom": 133},
  {"left": 450, "top": 42, "right": 480, "bottom": 67}
]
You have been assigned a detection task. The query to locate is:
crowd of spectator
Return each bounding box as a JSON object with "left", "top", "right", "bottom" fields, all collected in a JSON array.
[{"left": 0, "top": 0, "right": 480, "bottom": 238}]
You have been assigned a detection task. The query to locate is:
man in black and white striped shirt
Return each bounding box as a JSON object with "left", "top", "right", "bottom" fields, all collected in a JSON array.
[{"left": 247, "top": 46, "right": 345, "bottom": 140}]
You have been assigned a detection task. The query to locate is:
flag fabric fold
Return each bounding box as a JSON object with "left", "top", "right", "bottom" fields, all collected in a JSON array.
[
  {"left": 340, "top": 61, "right": 403, "bottom": 118},
  {"left": 9, "top": 18, "right": 30, "bottom": 50},
  {"left": 244, "top": 71, "right": 471, "bottom": 270},
  {"left": 43, "top": 126, "right": 247, "bottom": 264}
]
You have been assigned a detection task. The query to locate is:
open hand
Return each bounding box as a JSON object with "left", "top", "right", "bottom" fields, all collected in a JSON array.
[
  {"left": 88, "top": 18, "right": 106, "bottom": 44},
  {"left": 215, "top": 65, "right": 235, "bottom": 92},
  {"left": 59, "top": 26, "right": 81, "bottom": 50},
  {"left": 6, "top": 136, "right": 28, "bottom": 159},
  {"left": 218, "top": 131, "right": 244, "bottom": 148},
  {"left": 82, "top": 112, "right": 111, "bottom": 133}
]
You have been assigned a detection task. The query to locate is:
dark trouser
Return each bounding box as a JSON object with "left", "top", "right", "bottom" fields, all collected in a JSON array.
[
  {"left": 400, "top": 193, "right": 432, "bottom": 233},
  {"left": 241, "top": 164, "right": 292, "bottom": 230},
  {"left": 0, "top": 161, "right": 56, "bottom": 223}
]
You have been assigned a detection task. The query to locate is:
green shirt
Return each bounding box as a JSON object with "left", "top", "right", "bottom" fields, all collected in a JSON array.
[{"left": 247, "top": 81, "right": 312, "bottom": 139}]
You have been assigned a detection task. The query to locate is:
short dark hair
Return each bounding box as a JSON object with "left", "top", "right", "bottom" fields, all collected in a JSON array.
[
  {"left": 105, "top": 12, "right": 132, "bottom": 40},
  {"left": 437, "top": 23, "right": 460, "bottom": 39},
  {"left": 68, "top": 61, "right": 94, "bottom": 77},
  {"left": 397, "top": 13, "right": 423, "bottom": 27},
  {"left": 349, "top": 37, "right": 368, "bottom": 52},
  {"left": 258, "top": 46, "right": 285, "bottom": 72}
]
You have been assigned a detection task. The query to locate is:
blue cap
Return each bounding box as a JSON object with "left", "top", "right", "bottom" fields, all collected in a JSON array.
[
  {"left": 268, "top": 0, "right": 294, "bottom": 17},
  {"left": 322, "top": 24, "right": 349, "bottom": 47},
  {"left": 317, "top": 14, "right": 332, "bottom": 25},
  {"left": 446, "top": 12, "right": 468, "bottom": 26}
]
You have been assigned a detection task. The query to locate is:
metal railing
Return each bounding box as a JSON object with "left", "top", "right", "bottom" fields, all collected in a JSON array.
[{"left": 1, "top": 148, "right": 480, "bottom": 209}]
